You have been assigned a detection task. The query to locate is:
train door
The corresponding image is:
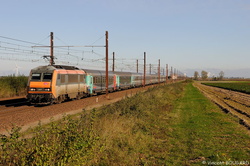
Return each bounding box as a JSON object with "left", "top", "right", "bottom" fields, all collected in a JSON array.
[
  {"left": 86, "top": 75, "right": 93, "bottom": 94},
  {"left": 116, "top": 75, "right": 120, "bottom": 89},
  {"left": 65, "top": 74, "right": 68, "bottom": 94},
  {"left": 78, "top": 74, "right": 80, "bottom": 92},
  {"left": 131, "top": 76, "right": 134, "bottom": 87},
  {"left": 113, "top": 75, "right": 117, "bottom": 90},
  {"left": 56, "top": 74, "right": 61, "bottom": 97}
]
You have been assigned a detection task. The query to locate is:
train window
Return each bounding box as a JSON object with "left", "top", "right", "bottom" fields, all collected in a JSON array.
[
  {"left": 109, "top": 77, "right": 112, "bottom": 83},
  {"left": 43, "top": 73, "right": 53, "bottom": 81},
  {"left": 31, "top": 73, "right": 41, "bottom": 81},
  {"left": 61, "top": 75, "right": 65, "bottom": 83},
  {"left": 68, "top": 75, "right": 73, "bottom": 83},
  {"left": 98, "top": 77, "right": 100, "bottom": 83},
  {"left": 56, "top": 74, "right": 61, "bottom": 85},
  {"left": 94, "top": 77, "right": 101, "bottom": 84},
  {"left": 68, "top": 74, "right": 78, "bottom": 83}
]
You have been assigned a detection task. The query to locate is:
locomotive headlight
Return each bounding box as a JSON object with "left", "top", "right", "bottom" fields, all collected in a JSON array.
[
  {"left": 30, "top": 88, "right": 36, "bottom": 91},
  {"left": 44, "top": 88, "right": 51, "bottom": 91}
]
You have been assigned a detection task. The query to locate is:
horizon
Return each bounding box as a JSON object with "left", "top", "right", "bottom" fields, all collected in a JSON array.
[{"left": 1, "top": 61, "right": 250, "bottom": 79}]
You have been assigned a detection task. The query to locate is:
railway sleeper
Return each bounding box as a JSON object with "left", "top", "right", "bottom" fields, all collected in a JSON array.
[{"left": 27, "top": 94, "right": 53, "bottom": 105}]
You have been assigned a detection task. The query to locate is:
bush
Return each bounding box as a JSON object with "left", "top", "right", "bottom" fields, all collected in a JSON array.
[{"left": 0, "top": 75, "right": 28, "bottom": 98}]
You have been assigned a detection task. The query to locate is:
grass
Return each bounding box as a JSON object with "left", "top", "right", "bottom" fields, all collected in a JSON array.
[
  {"left": 165, "top": 82, "right": 250, "bottom": 165},
  {"left": 1, "top": 81, "right": 249, "bottom": 165}
]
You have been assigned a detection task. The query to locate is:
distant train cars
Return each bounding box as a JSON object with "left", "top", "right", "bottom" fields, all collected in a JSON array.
[{"left": 27, "top": 65, "right": 166, "bottom": 104}]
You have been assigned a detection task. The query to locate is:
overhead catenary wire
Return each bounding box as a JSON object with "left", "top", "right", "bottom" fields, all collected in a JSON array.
[
  {"left": 89, "top": 34, "right": 105, "bottom": 46},
  {"left": 0, "top": 34, "right": 106, "bottom": 66},
  {"left": 0, "top": 35, "right": 48, "bottom": 46},
  {"left": 0, "top": 34, "right": 180, "bottom": 76}
]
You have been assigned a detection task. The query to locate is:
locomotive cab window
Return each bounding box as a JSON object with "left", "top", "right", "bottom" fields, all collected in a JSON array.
[
  {"left": 43, "top": 73, "right": 53, "bottom": 81},
  {"left": 31, "top": 73, "right": 41, "bottom": 81}
]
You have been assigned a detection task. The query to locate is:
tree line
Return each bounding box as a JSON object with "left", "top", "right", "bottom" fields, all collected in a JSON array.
[{"left": 193, "top": 71, "right": 224, "bottom": 81}]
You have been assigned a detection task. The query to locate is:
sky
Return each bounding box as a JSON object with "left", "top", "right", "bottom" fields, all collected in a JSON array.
[{"left": 0, "top": 0, "right": 250, "bottom": 77}]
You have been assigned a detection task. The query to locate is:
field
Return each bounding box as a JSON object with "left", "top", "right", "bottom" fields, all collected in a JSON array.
[
  {"left": 0, "top": 81, "right": 249, "bottom": 165},
  {"left": 202, "top": 81, "right": 250, "bottom": 94},
  {"left": 0, "top": 75, "right": 28, "bottom": 98}
]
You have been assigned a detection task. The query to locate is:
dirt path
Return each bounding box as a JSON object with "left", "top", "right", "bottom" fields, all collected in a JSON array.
[{"left": 194, "top": 82, "right": 250, "bottom": 130}]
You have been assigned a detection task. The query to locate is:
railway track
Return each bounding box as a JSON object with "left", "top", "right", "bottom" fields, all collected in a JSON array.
[
  {"left": 194, "top": 82, "right": 250, "bottom": 130},
  {"left": 0, "top": 85, "right": 158, "bottom": 135},
  {"left": 0, "top": 97, "right": 27, "bottom": 106}
]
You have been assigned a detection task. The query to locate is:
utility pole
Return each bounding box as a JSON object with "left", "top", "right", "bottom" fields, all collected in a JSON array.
[
  {"left": 158, "top": 59, "right": 160, "bottom": 83},
  {"left": 105, "top": 31, "right": 109, "bottom": 97},
  {"left": 112, "top": 52, "right": 115, "bottom": 72},
  {"left": 143, "top": 52, "right": 146, "bottom": 87},
  {"left": 50, "top": 32, "right": 55, "bottom": 65},
  {"left": 136, "top": 59, "right": 138, "bottom": 73}
]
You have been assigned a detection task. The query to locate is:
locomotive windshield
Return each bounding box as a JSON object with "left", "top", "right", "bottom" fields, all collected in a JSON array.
[
  {"left": 31, "top": 73, "right": 41, "bottom": 81},
  {"left": 43, "top": 73, "right": 53, "bottom": 81},
  {"left": 31, "top": 73, "right": 52, "bottom": 81}
]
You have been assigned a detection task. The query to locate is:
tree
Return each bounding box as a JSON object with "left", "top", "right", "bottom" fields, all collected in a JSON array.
[
  {"left": 219, "top": 71, "right": 224, "bottom": 80},
  {"left": 193, "top": 71, "right": 199, "bottom": 80},
  {"left": 201, "top": 70, "right": 208, "bottom": 80}
]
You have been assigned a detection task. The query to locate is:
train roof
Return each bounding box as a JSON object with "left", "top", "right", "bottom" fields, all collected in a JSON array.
[
  {"left": 31, "top": 65, "right": 80, "bottom": 72},
  {"left": 31, "top": 65, "right": 56, "bottom": 73},
  {"left": 82, "top": 69, "right": 114, "bottom": 75},
  {"left": 53, "top": 65, "right": 80, "bottom": 70},
  {"left": 30, "top": 65, "right": 161, "bottom": 76}
]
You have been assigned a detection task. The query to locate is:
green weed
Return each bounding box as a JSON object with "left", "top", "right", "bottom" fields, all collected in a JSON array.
[{"left": 1, "top": 82, "right": 249, "bottom": 165}]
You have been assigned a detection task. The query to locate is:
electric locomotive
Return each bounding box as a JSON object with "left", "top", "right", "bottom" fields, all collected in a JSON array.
[{"left": 27, "top": 65, "right": 87, "bottom": 104}]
